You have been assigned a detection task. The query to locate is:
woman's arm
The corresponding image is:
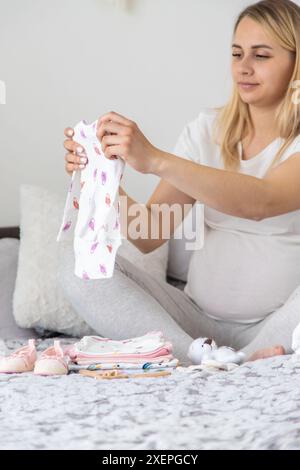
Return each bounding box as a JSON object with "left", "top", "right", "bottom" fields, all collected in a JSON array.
[
  {"left": 97, "top": 111, "right": 267, "bottom": 221},
  {"left": 119, "top": 181, "right": 196, "bottom": 254},
  {"left": 154, "top": 151, "right": 267, "bottom": 221}
]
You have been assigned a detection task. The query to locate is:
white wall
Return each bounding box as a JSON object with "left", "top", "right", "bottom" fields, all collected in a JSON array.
[{"left": 0, "top": 0, "right": 252, "bottom": 226}]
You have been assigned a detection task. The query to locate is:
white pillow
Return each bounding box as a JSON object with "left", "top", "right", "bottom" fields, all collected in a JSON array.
[
  {"left": 167, "top": 202, "right": 205, "bottom": 282},
  {"left": 13, "top": 184, "right": 169, "bottom": 337},
  {"left": 0, "top": 238, "right": 39, "bottom": 339}
]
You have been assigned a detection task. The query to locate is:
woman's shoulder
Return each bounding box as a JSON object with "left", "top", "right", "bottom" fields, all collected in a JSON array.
[
  {"left": 173, "top": 107, "right": 222, "bottom": 164},
  {"left": 194, "top": 106, "right": 220, "bottom": 123},
  {"left": 188, "top": 107, "right": 220, "bottom": 129},
  {"left": 183, "top": 107, "right": 220, "bottom": 141}
]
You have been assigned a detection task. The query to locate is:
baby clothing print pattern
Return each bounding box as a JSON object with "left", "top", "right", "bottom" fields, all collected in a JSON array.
[{"left": 57, "top": 119, "right": 125, "bottom": 279}]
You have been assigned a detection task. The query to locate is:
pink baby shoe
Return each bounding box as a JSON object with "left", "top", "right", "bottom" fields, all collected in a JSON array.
[
  {"left": 0, "top": 339, "right": 37, "bottom": 373},
  {"left": 34, "top": 340, "right": 69, "bottom": 376}
]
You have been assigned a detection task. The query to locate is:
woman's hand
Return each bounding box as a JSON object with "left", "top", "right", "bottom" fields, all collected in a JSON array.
[
  {"left": 63, "top": 127, "right": 88, "bottom": 176},
  {"left": 97, "top": 111, "right": 162, "bottom": 175}
]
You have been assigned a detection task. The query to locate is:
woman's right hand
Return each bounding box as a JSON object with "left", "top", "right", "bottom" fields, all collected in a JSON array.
[{"left": 64, "top": 127, "right": 88, "bottom": 176}]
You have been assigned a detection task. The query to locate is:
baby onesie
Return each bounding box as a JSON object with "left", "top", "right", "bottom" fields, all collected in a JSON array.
[{"left": 56, "top": 118, "right": 125, "bottom": 279}]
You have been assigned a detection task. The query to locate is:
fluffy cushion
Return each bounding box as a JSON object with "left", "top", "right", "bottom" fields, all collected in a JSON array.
[
  {"left": 0, "top": 238, "right": 38, "bottom": 339},
  {"left": 167, "top": 203, "right": 204, "bottom": 282},
  {"left": 12, "top": 184, "right": 169, "bottom": 337}
]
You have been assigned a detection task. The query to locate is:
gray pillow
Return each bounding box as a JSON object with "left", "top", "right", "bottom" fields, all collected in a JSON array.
[{"left": 0, "top": 238, "right": 38, "bottom": 339}]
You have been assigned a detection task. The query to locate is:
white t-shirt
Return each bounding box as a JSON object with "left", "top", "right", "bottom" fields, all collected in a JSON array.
[{"left": 173, "top": 107, "right": 300, "bottom": 323}]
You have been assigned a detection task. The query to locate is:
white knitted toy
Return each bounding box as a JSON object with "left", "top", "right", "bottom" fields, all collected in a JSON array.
[{"left": 187, "top": 337, "right": 245, "bottom": 366}]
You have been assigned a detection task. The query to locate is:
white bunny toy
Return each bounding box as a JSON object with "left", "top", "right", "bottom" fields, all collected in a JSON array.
[{"left": 187, "top": 337, "right": 245, "bottom": 366}]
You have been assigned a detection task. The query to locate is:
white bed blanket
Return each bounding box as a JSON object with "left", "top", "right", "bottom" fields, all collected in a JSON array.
[{"left": 1, "top": 337, "right": 300, "bottom": 450}]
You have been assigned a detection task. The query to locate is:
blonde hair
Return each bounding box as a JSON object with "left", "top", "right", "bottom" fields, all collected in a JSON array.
[{"left": 212, "top": 0, "right": 300, "bottom": 172}]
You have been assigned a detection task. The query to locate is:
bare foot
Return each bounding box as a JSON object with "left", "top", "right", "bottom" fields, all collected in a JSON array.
[{"left": 247, "top": 345, "right": 286, "bottom": 362}]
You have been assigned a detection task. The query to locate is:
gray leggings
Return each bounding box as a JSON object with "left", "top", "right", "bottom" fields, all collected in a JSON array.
[{"left": 58, "top": 244, "right": 300, "bottom": 366}]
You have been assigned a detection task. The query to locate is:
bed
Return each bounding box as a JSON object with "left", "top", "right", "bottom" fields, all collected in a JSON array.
[{"left": 1, "top": 226, "right": 300, "bottom": 450}]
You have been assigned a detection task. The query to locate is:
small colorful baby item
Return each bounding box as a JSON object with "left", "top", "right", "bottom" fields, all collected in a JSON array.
[
  {"left": 56, "top": 118, "right": 125, "bottom": 280},
  {"left": 66, "top": 331, "right": 175, "bottom": 366},
  {"left": 34, "top": 340, "right": 69, "bottom": 376},
  {"left": 0, "top": 339, "right": 37, "bottom": 374},
  {"left": 187, "top": 337, "right": 245, "bottom": 366}
]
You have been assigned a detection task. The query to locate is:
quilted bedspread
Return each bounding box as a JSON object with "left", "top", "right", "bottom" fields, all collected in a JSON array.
[{"left": 1, "top": 336, "right": 300, "bottom": 450}]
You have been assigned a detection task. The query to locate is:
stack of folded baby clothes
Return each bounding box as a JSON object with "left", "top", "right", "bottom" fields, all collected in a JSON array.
[{"left": 66, "top": 331, "right": 179, "bottom": 373}]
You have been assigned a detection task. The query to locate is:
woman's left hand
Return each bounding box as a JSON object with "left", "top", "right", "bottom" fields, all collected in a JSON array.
[{"left": 96, "top": 111, "right": 162, "bottom": 174}]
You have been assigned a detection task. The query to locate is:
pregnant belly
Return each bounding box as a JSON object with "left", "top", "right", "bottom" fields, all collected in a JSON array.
[{"left": 185, "top": 227, "right": 300, "bottom": 323}]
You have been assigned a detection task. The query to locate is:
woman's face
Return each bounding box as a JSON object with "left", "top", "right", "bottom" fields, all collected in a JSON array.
[{"left": 231, "top": 16, "right": 295, "bottom": 108}]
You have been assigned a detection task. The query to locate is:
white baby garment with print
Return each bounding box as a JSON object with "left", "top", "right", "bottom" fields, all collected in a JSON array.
[{"left": 56, "top": 118, "right": 125, "bottom": 279}]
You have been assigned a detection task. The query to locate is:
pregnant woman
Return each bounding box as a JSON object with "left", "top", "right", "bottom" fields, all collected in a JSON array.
[{"left": 61, "top": 0, "right": 300, "bottom": 365}]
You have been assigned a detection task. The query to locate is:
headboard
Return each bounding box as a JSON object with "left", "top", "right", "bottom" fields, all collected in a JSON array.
[{"left": 0, "top": 226, "right": 20, "bottom": 239}]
